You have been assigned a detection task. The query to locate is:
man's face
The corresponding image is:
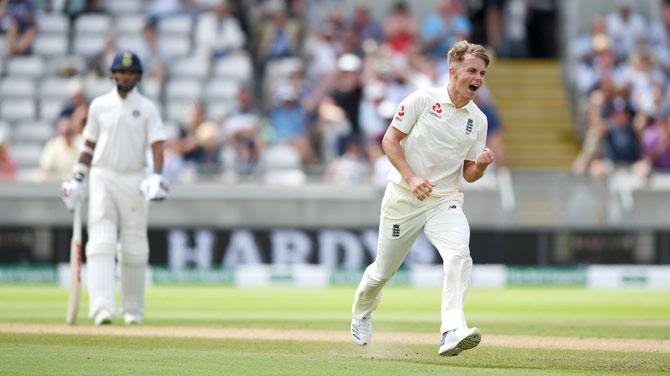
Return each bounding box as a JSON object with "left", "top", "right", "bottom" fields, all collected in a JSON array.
[
  {"left": 113, "top": 70, "right": 141, "bottom": 92},
  {"left": 450, "top": 54, "right": 486, "bottom": 101}
]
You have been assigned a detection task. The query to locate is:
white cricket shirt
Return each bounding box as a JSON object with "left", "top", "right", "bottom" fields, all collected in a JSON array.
[
  {"left": 387, "top": 86, "right": 488, "bottom": 196},
  {"left": 83, "top": 88, "right": 166, "bottom": 172}
]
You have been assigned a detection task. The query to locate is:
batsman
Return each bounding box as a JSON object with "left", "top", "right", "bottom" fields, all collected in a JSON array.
[
  {"left": 60, "top": 51, "right": 168, "bottom": 325},
  {"left": 351, "top": 41, "right": 495, "bottom": 356}
]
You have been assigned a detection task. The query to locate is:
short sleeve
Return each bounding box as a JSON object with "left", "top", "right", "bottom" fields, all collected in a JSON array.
[
  {"left": 390, "top": 90, "right": 428, "bottom": 135},
  {"left": 146, "top": 102, "right": 166, "bottom": 144},
  {"left": 82, "top": 100, "right": 100, "bottom": 142},
  {"left": 465, "top": 115, "right": 488, "bottom": 161}
]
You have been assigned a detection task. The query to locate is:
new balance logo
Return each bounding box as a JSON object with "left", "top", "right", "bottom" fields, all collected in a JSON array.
[
  {"left": 449, "top": 205, "right": 457, "bottom": 209},
  {"left": 465, "top": 118, "right": 473, "bottom": 135},
  {"left": 392, "top": 224, "right": 400, "bottom": 237}
]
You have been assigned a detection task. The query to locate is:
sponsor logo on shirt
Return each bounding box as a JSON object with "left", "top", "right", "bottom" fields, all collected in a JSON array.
[
  {"left": 430, "top": 102, "right": 442, "bottom": 118},
  {"left": 394, "top": 105, "right": 405, "bottom": 121},
  {"left": 392, "top": 224, "right": 400, "bottom": 237},
  {"left": 465, "top": 118, "right": 473, "bottom": 135},
  {"left": 132, "top": 109, "right": 141, "bottom": 118}
]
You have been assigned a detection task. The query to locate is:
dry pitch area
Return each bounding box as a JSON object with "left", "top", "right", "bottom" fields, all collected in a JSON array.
[{"left": 2, "top": 323, "right": 669, "bottom": 354}]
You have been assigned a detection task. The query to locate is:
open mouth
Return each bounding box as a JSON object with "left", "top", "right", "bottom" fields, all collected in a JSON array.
[{"left": 468, "top": 84, "right": 479, "bottom": 93}]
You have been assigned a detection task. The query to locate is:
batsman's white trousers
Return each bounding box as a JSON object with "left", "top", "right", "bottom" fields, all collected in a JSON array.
[
  {"left": 86, "top": 167, "right": 149, "bottom": 318},
  {"left": 352, "top": 182, "right": 472, "bottom": 334}
]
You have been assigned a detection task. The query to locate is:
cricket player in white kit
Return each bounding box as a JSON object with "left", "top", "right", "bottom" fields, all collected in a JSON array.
[
  {"left": 351, "top": 41, "right": 495, "bottom": 356},
  {"left": 60, "top": 51, "right": 168, "bottom": 325}
]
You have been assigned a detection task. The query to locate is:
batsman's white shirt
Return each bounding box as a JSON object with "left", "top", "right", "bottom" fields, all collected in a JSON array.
[
  {"left": 83, "top": 88, "right": 166, "bottom": 172},
  {"left": 387, "top": 86, "right": 488, "bottom": 197}
]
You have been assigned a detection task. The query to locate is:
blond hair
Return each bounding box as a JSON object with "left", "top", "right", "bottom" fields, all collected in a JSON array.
[{"left": 447, "top": 40, "right": 490, "bottom": 67}]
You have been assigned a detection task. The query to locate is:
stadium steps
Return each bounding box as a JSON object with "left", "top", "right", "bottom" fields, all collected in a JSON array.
[{"left": 486, "top": 59, "right": 579, "bottom": 169}]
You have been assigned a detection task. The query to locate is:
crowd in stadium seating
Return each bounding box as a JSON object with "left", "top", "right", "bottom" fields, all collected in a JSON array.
[
  {"left": 572, "top": 0, "right": 670, "bottom": 179},
  {"left": 0, "top": 0, "right": 556, "bottom": 184}
]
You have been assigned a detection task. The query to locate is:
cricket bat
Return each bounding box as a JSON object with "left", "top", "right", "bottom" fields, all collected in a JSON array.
[{"left": 66, "top": 201, "right": 82, "bottom": 325}]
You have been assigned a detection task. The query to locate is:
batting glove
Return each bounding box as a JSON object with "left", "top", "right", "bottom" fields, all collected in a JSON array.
[
  {"left": 140, "top": 173, "right": 169, "bottom": 202},
  {"left": 60, "top": 176, "right": 85, "bottom": 211}
]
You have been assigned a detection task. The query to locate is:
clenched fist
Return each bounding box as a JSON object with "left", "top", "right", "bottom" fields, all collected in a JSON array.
[
  {"left": 475, "top": 147, "right": 495, "bottom": 170},
  {"left": 407, "top": 175, "right": 435, "bottom": 201}
]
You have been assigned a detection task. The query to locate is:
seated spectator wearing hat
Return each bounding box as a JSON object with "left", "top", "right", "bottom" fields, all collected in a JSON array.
[
  {"left": 269, "top": 84, "right": 317, "bottom": 164},
  {"left": 39, "top": 116, "right": 84, "bottom": 182},
  {"left": 223, "top": 113, "right": 265, "bottom": 176}
]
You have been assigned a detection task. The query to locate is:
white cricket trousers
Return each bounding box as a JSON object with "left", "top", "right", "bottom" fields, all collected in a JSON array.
[
  {"left": 86, "top": 167, "right": 149, "bottom": 319},
  {"left": 353, "top": 182, "right": 473, "bottom": 334}
]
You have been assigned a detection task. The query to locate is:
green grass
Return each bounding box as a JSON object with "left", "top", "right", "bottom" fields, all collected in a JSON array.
[{"left": 0, "top": 285, "right": 669, "bottom": 375}]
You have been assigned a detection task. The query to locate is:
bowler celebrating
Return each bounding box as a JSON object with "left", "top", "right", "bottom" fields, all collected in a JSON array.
[
  {"left": 60, "top": 51, "right": 168, "bottom": 325},
  {"left": 351, "top": 41, "right": 494, "bottom": 356}
]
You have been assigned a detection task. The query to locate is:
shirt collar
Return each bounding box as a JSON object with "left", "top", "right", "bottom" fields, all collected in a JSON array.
[
  {"left": 113, "top": 87, "right": 138, "bottom": 102},
  {"left": 439, "top": 86, "right": 472, "bottom": 113}
]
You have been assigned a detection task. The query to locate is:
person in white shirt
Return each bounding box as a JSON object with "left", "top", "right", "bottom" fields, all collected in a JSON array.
[
  {"left": 60, "top": 51, "right": 168, "bottom": 326},
  {"left": 350, "top": 40, "right": 495, "bottom": 356}
]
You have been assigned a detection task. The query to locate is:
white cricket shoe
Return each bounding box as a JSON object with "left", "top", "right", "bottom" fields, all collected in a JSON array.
[
  {"left": 124, "top": 313, "right": 143, "bottom": 325},
  {"left": 438, "top": 327, "right": 481, "bottom": 356},
  {"left": 94, "top": 309, "right": 113, "bottom": 326},
  {"left": 351, "top": 315, "right": 372, "bottom": 346}
]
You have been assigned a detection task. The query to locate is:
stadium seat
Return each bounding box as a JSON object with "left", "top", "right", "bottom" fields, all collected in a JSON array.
[
  {"left": 205, "top": 79, "right": 239, "bottom": 101},
  {"left": 206, "top": 100, "right": 238, "bottom": 121},
  {"left": 37, "top": 13, "right": 69, "bottom": 34},
  {"left": 117, "top": 35, "right": 144, "bottom": 53},
  {"left": 104, "top": 0, "right": 142, "bottom": 15},
  {"left": 158, "top": 35, "right": 191, "bottom": 58},
  {"left": 169, "top": 57, "right": 210, "bottom": 79},
  {"left": 165, "top": 100, "right": 197, "bottom": 123},
  {"left": 73, "top": 35, "right": 108, "bottom": 57},
  {"left": 262, "top": 144, "right": 306, "bottom": 185},
  {"left": 0, "top": 120, "right": 11, "bottom": 142},
  {"left": 115, "top": 14, "right": 147, "bottom": 36},
  {"left": 0, "top": 78, "right": 36, "bottom": 98},
  {"left": 33, "top": 35, "right": 69, "bottom": 57},
  {"left": 165, "top": 78, "right": 202, "bottom": 100},
  {"left": 84, "top": 77, "right": 114, "bottom": 98},
  {"left": 39, "top": 99, "right": 65, "bottom": 122},
  {"left": 6, "top": 56, "right": 45, "bottom": 78},
  {"left": 13, "top": 121, "right": 55, "bottom": 143},
  {"left": 1, "top": 99, "right": 36, "bottom": 122},
  {"left": 39, "top": 77, "right": 74, "bottom": 100},
  {"left": 74, "top": 14, "right": 112, "bottom": 35},
  {"left": 139, "top": 78, "right": 161, "bottom": 100},
  {"left": 158, "top": 15, "right": 192, "bottom": 36},
  {"left": 214, "top": 53, "right": 253, "bottom": 83},
  {"left": 10, "top": 142, "right": 44, "bottom": 168}
]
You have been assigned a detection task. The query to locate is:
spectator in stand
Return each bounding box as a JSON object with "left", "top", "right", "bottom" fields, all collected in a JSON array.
[
  {"left": 224, "top": 86, "right": 266, "bottom": 176},
  {"left": 499, "top": 0, "right": 528, "bottom": 58},
  {"left": 605, "top": 0, "right": 645, "bottom": 60},
  {"left": 320, "top": 54, "right": 364, "bottom": 155},
  {"left": 195, "top": 0, "right": 246, "bottom": 61},
  {"left": 136, "top": 21, "right": 169, "bottom": 92},
  {"left": 0, "top": 131, "right": 15, "bottom": 181},
  {"left": 59, "top": 78, "right": 88, "bottom": 119},
  {"left": 174, "top": 101, "right": 207, "bottom": 163},
  {"left": 384, "top": 1, "right": 418, "bottom": 57},
  {"left": 352, "top": 6, "right": 384, "bottom": 44},
  {"left": 0, "top": 0, "right": 36, "bottom": 56},
  {"left": 191, "top": 121, "right": 223, "bottom": 177},
  {"left": 269, "top": 83, "right": 316, "bottom": 164},
  {"left": 256, "top": 1, "right": 303, "bottom": 64},
  {"left": 39, "top": 116, "right": 83, "bottom": 181},
  {"left": 475, "top": 87, "right": 506, "bottom": 168},
  {"left": 639, "top": 114, "right": 670, "bottom": 173},
  {"left": 588, "top": 95, "right": 641, "bottom": 179},
  {"left": 464, "top": 0, "right": 503, "bottom": 52},
  {"left": 89, "top": 30, "right": 118, "bottom": 78},
  {"left": 358, "top": 80, "right": 388, "bottom": 150},
  {"left": 63, "top": 0, "right": 104, "bottom": 22},
  {"left": 223, "top": 113, "right": 265, "bottom": 177},
  {"left": 421, "top": 0, "right": 471, "bottom": 67}
]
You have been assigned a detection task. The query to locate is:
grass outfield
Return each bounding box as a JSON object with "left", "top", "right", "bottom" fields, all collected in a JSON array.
[{"left": 0, "top": 285, "right": 669, "bottom": 375}]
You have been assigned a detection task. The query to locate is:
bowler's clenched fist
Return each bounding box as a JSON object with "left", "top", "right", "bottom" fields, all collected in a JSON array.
[
  {"left": 407, "top": 176, "right": 436, "bottom": 201},
  {"left": 475, "top": 147, "right": 495, "bottom": 169}
]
